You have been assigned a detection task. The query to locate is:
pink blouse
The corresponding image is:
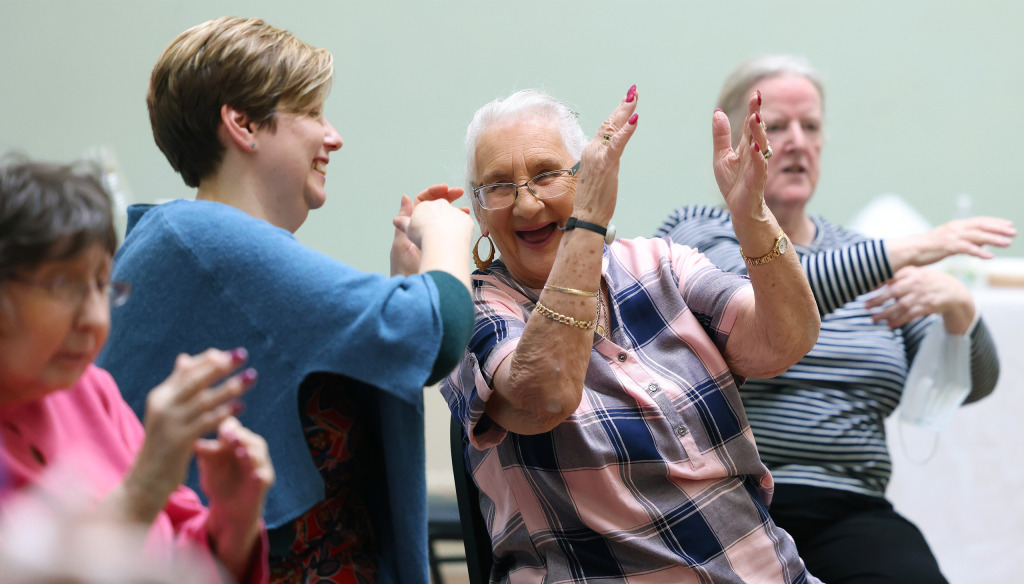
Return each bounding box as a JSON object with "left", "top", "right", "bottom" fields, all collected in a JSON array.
[{"left": 0, "top": 365, "right": 268, "bottom": 583}]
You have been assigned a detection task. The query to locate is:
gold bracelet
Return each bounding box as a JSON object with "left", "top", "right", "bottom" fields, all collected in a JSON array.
[
  {"left": 534, "top": 301, "right": 596, "bottom": 330},
  {"left": 543, "top": 284, "right": 599, "bottom": 297}
]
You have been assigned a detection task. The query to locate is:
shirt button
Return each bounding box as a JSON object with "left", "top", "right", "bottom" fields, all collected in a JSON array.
[
  {"left": 677, "top": 426, "right": 688, "bottom": 437},
  {"left": 647, "top": 384, "right": 658, "bottom": 393},
  {"left": 617, "top": 353, "right": 627, "bottom": 362}
]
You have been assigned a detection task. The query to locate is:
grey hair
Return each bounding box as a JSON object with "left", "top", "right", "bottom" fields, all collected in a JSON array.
[
  {"left": 717, "top": 55, "right": 825, "bottom": 146},
  {"left": 464, "top": 89, "right": 588, "bottom": 191}
]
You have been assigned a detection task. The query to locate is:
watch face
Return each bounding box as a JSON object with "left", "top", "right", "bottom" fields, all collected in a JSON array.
[{"left": 777, "top": 235, "right": 788, "bottom": 254}]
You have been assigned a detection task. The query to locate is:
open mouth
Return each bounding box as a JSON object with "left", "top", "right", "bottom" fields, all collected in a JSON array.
[
  {"left": 781, "top": 163, "right": 806, "bottom": 174},
  {"left": 312, "top": 160, "right": 327, "bottom": 175},
  {"left": 516, "top": 223, "right": 558, "bottom": 247}
]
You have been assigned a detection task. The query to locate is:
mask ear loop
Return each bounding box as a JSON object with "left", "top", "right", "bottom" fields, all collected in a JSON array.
[{"left": 897, "top": 415, "right": 941, "bottom": 465}]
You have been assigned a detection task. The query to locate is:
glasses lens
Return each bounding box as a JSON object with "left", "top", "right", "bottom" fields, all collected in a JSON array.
[
  {"left": 108, "top": 281, "right": 132, "bottom": 308},
  {"left": 530, "top": 170, "right": 573, "bottom": 200},
  {"left": 478, "top": 184, "right": 516, "bottom": 210}
]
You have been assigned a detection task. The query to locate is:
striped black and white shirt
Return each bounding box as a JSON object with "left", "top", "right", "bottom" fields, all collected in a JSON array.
[{"left": 656, "top": 204, "right": 999, "bottom": 497}]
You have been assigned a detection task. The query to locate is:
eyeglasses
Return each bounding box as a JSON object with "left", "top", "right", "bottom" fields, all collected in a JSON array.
[
  {"left": 11, "top": 274, "right": 132, "bottom": 309},
  {"left": 472, "top": 161, "right": 581, "bottom": 210}
]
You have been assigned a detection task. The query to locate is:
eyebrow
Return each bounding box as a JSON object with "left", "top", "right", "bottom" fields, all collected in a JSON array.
[{"left": 479, "top": 156, "right": 568, "bottom": 185}]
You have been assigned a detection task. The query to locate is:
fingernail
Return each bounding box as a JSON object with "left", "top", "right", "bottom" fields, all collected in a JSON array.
[
  {"left": 756, "top": 90, "right": 762, "bottom": 105},
  {"left": 626, "top": 84, "right": 637, "bottom": 103},
  {"left": 754, "top": 142, "right": 761, "bottom": 152},
  {"left": 240, "top": 368, "right": 257, "bottom": 384},
  {"left": 231, "top": 399, "right": 245, "bottom": 416},
  {"left": 628, "top": 113, "right": 638, "bottom": 125},
  {"left": 755, "top": 112, "right": 761, "bottom": 124},
  {"left": 229, "top": 347, "right": 248, "bottom": 363},
  {"left": 714, "top": 108, "right": 723, "bottom": 114}
]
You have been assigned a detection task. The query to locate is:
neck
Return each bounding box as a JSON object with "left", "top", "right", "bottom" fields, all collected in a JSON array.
[{"left": 196, "top": 160, "right": 303, "bottom": 233}]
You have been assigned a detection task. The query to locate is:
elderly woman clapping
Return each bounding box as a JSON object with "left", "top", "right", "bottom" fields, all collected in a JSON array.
[
  {"left": 0, "top": 156, "right": 272, "bottom": 583},
  {"left": 435, "top": 87, "right": 823, "bottom": 582}
]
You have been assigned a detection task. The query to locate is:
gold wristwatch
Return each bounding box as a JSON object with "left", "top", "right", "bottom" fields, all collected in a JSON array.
[{"left": 740, "top": 231, "right": 788, "bottom": 266}]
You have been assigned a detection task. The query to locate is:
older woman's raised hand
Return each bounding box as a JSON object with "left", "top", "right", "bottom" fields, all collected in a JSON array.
[
  {"left": 120, "top": 348, "right": 256, "bottom": 523},
  {"left": 886, "top": 216, "right": 1017, "bottom": 271},
  {"left": 712, "top": 91, "right": 771, "bottom": 221},
  {"left": 571, "top": 85, "right": 640, "bottom": 226},
  {"left": 196, "top": 416, "right": 274, "bottom": 581}
]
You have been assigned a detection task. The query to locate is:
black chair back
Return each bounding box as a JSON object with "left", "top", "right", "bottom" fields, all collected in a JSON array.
[{"left": 449, "top": 418, "right": 494, "bottom": 584}]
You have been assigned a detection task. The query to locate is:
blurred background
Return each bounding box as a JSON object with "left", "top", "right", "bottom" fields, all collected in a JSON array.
[{"left": 2, "top": 1, "right": 1021, "bottom": 582}]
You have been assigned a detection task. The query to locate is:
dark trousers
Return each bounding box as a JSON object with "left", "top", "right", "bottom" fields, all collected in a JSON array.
[{"left": 770, "top": 484, "right": 949, "bottom": 584}]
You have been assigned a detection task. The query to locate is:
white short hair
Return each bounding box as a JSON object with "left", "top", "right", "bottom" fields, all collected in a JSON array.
[{"left": 464, "top": 89, "right": 588, "bottom": 190}]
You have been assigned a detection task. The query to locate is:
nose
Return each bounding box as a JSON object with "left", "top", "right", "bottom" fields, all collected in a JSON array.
[
  {"left": 511, "top": 183, "right": 545, "bottom": 217},
  {"left": 783, "top": 120, "right": 806, "bottom": 152},
  {"left": 323, "top": 117, "right": 343, "bottom": 151},
  {"left": 75, "top": 284, "right": 110, "bottom": 333}
]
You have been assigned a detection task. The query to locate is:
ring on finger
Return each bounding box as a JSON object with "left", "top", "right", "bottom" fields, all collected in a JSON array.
[
  {"left": 762, "top": 144, "right": 774, "bottom": 161},
  {"left": 602, "top": 135, "right": 612, "bottom": 145}
]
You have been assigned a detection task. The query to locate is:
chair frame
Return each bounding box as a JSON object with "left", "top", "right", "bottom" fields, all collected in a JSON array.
[{"left": 449, "top": 418, "right": 494, "bottom": 584}]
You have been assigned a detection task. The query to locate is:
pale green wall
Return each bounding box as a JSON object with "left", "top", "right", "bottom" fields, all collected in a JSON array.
[{"left": 2, "top": 0, "right": 1021, "bottom": 272}]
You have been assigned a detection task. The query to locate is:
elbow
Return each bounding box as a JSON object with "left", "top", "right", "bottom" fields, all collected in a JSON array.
[
  {"left": 745, "top": 313, "right": 820, "bottom": 379},
  {"left": 513, "top": 391, "right": 581, "bottom": 435}
]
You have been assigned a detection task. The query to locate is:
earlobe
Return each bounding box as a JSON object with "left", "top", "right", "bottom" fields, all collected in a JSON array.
[{"left": 220, "top": 105, "right": 256, "bottom": 151}]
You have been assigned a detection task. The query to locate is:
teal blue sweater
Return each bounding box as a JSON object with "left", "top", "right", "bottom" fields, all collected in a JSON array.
[{"left": 98, "top": 200, "right": 472, "bottom": 584}]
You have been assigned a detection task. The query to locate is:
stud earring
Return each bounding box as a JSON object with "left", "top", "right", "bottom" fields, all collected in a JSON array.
[{"left": 250, "top": 143, "right": 256, "bottom": 149}]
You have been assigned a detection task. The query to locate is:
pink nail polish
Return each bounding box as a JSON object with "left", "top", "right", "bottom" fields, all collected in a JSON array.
[
  {"left": 714, "top": 108, "right": 723, "bottom": 114},
  {"left": 626, "top": 84, "right": 637, "bottom": 103},
  {"left": 229, "top": 347, "right": 248, "bottom": 363},
  {"left": 240, "top": 368, "right": 257, "bottom": 384},
  {"left": 628, "top": 113, "right": 638, "bottom": 125},
  {"left": 756, "top": 90, "right": 762, "bottom": 105},
  {"left": 754, "top": 142, "right": 761, "bottom": 152},
  {"left": 231, "top": 399, "right": 245, "bottom": 416},
  {"left": 755, "top": 112, "right": 761, "bottom": 123}
]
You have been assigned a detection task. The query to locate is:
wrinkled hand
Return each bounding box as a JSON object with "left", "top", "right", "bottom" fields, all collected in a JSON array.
[
  {"left": 197, "top": 417, "right": 274, "bottom": 528},
  {"left": 390, "top": 185, "right": 467, "bottom": 276},
  {"left": 887, "top": 216, "right": 1016, "bottom": 270},
  {"left": 864, "top": 266, "right": 974, "bottom": 332},
  {"left": 129, "top": 349, "right": 255, "bottom": 508},
  {"left": 712, "top": 91, "right": 770, "bottom": 221},
  {"left": 571, "top": 85, "right": 640, "bottom": 225}
]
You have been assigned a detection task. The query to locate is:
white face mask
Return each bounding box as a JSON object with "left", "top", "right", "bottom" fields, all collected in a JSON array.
[{"left": 899, "top": 319, "right": 971, "bottom": 431}]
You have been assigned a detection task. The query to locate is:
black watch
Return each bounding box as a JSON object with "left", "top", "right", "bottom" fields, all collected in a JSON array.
[{"left": 561, "top": 217, "right": 616, "bottom": 245}]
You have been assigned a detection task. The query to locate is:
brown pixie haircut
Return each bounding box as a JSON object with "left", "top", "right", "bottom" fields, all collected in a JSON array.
[{"left": 147, "top": 16, "right": 334, "bottom": 187}]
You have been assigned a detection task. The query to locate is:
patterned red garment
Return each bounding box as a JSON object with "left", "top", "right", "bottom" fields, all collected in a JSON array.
[{"left": 270, "top": 378, "right": 377, "bottom": 584}]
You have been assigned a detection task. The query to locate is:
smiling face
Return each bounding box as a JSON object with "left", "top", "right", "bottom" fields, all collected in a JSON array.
[
  {"left": 257, "top": 108, "right": 343, "bottom": 230},
  {"left": 0, "top": 244, "right": 112, "bottom": 405},
  {"left": 759, "top": 74, "right": 824, "bottom": 216},
  {"left": 473, "top": 118, "right": 578, "bottom": 288}
]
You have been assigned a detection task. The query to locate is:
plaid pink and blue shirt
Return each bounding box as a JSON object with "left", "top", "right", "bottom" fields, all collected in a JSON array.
[{"left": 441, "top": 237, "right": 819, "bottom": 584}]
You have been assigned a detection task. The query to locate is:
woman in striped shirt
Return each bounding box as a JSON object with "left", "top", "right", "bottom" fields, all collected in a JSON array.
[{"left": 657, "top": 54, "right": 1016, "bottom": 584}]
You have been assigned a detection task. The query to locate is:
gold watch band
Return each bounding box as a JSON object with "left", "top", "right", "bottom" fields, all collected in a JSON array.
[{"left": 740, "top": 231, "right": 788, "bottom": 266}]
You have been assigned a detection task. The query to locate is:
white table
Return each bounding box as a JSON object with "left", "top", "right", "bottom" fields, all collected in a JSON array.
[{"left": 887, "top": 287, "right": 1024, "bottom": 581}]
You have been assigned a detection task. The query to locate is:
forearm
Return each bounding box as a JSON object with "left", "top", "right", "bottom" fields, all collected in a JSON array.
[
  {"left": 726, "top": 214, "right": 819, "bottom": 377},
  {"left": 206, "top": 508, "right": 262, "bottom": 583},
  {"left": 418, "top": 225, "right": 473, "bottom": 291},
  {"left": 488, "top": 229, "right": 603, "bottom": 434},
  {"left": 101, "top": 466, "right": 177, "bottom": 526},
  {"left": 965, "top": 317, "right": 999, "bottom": 403}
]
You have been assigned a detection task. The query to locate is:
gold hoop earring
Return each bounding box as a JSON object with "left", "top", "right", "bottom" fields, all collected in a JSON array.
[{"left": 472, "top": 234, "right": 495, "bottom": 271}]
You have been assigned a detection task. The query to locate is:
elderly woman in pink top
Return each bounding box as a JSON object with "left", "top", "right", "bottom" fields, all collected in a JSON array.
[
  {"left": 437, "top": 87, "right": 824, "bottom": 582},
  {"left": 0, "top": 155, "right": 272, "bottom": 583}
]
